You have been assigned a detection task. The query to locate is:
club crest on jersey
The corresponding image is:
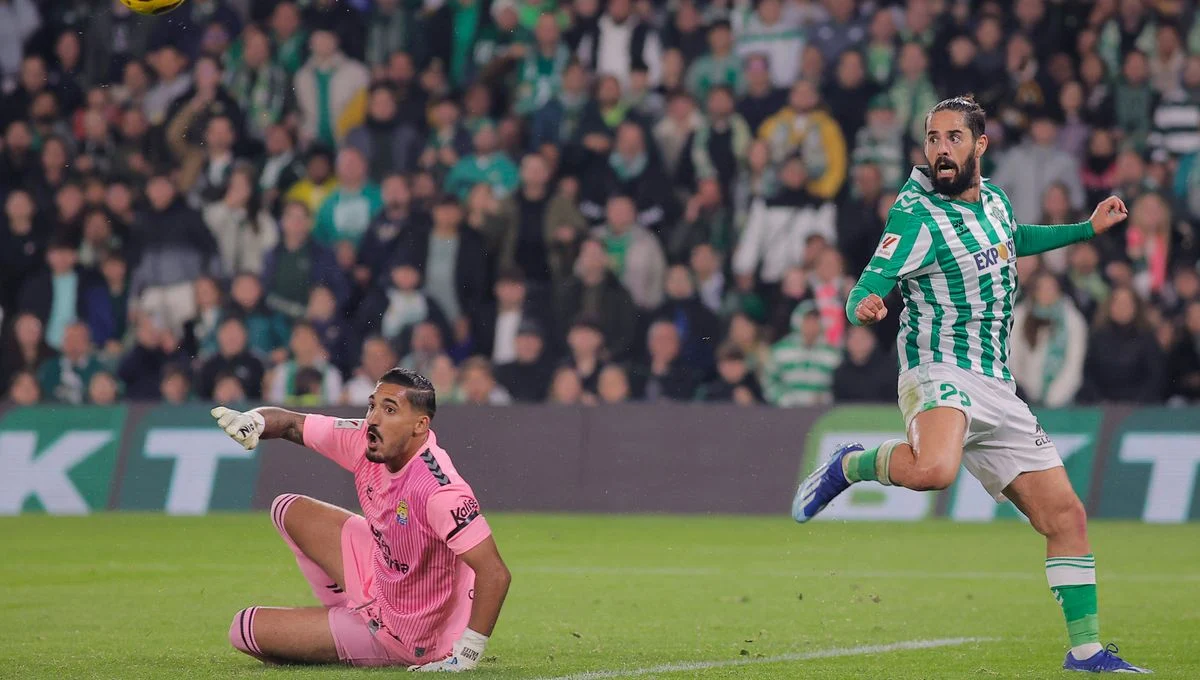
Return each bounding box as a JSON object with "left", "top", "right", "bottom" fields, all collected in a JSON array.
[
  {"left": 875, "top": 234, "right": 900, "bottom": 260},
  {"left": 396, "top": 500, "right": 409, "bottom": 526},
  {"left": 974, "top": 238, "right": 1016, "bottom": 271},
  {"left": 989, "top": 203, "right": 1007, "bottom": 225}
]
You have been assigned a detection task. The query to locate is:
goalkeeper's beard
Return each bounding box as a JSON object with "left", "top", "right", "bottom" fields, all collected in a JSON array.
[{"left": 931, "top": 150, "right": 978, "bottom": 197}]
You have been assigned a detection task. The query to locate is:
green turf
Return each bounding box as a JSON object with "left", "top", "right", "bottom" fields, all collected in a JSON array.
[{"left": 1, "top": 515, "right": 1197, "bottom": 679}]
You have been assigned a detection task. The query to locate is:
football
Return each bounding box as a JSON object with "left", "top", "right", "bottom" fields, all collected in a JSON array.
[{"left": 119, "top": 0, "right": 187, "bottom": 15}]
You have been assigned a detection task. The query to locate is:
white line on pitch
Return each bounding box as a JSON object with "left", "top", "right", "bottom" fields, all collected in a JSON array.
[
  {"left": 512, "top": 566, "right": 1200, "bottom": 582},
  {"left": 532, "top": 636, "right": 997, "bottom": 680}
]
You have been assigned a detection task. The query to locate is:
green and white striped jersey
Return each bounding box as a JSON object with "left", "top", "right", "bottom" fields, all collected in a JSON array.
[{"left": 865, "top": 166, "right": 1020, "bottom": 381}]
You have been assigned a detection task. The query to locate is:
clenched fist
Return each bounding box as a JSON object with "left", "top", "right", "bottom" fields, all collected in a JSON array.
[
  {"left": 1088, "top": 195, "right": 1129, "bottom": 234},
  {"left": 855, "top": 294, "right": 888, "bottom": 325}
]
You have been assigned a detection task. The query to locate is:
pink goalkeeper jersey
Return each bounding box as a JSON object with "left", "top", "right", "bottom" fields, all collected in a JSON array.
[{"left": 303, "top": 415, "right": 492, "bottom": 659}]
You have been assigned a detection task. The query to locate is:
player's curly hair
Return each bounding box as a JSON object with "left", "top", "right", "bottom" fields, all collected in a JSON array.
[
  {"left": 380, "top": 367, "right": 438, "bottom": 418},
  {"left": 926, "top": 94, "right": 987, "bottom": 139}
]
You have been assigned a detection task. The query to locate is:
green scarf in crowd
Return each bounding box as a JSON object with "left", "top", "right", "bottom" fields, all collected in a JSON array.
[{"left": 1032, "top": 300, "right": 1069, "bottom": 396}]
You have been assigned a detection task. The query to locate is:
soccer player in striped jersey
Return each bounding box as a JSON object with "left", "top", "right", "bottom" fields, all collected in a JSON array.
[
  {"left": 212, "top": 368, "right": 511, "bottom": 671},
  {"left": 793, "top": 96, "right": 1150, "bottom": 674}
]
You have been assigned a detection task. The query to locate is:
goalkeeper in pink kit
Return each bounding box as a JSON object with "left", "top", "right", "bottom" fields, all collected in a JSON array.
[{"left": 211, "top": 368, "right": 511, "bottom": 671}]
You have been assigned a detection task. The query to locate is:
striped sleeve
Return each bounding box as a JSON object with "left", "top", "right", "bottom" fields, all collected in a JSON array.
[{"left": 847, "top": 210, "right": 935, "bottom": 324}]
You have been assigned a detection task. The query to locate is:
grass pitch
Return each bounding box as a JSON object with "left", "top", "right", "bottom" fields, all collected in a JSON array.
[{"left": 1, "top": 514, "right": 1198, "bottom": 679}]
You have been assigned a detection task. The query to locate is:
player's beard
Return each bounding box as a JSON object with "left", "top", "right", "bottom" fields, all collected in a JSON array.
[
  {"left": 930, "top": 150, "right": 978, "bottom": 197},
  {"left": 365, "top": 427, "right": 386, "bottom": 464}
]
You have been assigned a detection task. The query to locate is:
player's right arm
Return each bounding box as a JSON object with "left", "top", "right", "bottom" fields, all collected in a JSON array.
[
  {"left": 845, "top": 210, "right": 935, "bottom": 326},
  {"left": 209, "top": 407, "right": 363, "bottom": 471}
]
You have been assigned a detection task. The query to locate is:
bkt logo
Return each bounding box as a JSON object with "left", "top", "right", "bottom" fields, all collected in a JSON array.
[{"left": 974, "top": 239, "right": 1016, "bottom": 271}]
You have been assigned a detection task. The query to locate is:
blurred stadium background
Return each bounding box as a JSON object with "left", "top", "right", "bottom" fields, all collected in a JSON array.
[{"left": 2, "top": 0, "right": 1200, "bottom": 677}]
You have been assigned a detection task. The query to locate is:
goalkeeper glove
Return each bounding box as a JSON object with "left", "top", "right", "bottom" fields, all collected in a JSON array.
[
  {"left": 408, "top": 628, "right": 488, "bottom": 672},
  {"left": 210, "top": 406, "right": 265, "bottom": 450}
]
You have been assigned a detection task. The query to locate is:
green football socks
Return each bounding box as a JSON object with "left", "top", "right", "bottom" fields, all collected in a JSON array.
[
  {"left": 1047, "top": 554, "right": 1102, "bottom": 659},
  {"left": 841, "top": 439, "right": 903, "bottom": 485}
]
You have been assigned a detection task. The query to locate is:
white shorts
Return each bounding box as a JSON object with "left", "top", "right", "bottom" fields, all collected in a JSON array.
[{"left": 897, "top": 363, "right": 1062, "bottom": 501}]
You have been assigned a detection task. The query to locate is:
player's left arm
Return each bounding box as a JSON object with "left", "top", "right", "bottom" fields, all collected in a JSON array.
[
  {"left": 1012, "top": 195, "right": 1128, "bottom": 256},
  {"left": 411, "top": 491, "right": 511, "bottom": 672}
]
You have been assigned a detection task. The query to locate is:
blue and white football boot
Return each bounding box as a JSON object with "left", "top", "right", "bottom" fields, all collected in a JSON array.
[
  {"left": 791, "top": 442, "right": 862, "bottom": 523},
  {"left": 1063, "top": 644, "right": 1152, "bottom": 673}
]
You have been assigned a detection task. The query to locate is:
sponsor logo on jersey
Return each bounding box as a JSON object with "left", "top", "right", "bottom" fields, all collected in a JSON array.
[
  {"left": 875, "top": 235, "right": 900, "bottom": 259},
  {"left": 396, "top": 499, "right": 409, "bottom": 525},
  {"left": 370, "top": 521, "right": 411, "bottom": 573},
  {"left": 973, "top": 238, "right": 1017, "bottom": 271},
  {"left": 451, "top": 497, "right": 480, "bottom": 528}
]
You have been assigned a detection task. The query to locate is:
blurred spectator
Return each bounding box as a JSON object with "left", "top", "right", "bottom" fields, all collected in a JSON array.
[
  {"left": 365, "top": 0, "right": 414, "bottom": 72},
  {"left": 851, "top": 96, "right": 904, "bottom": 194},
  {"left": 593, "top": 195, "right": 666, "bottom": 310},
  {"left": 1081, "top": 286, "right": 1165, "bottom": 403},
  {"left": 530, "top": 60, "right": 591, "bottom": 151},
  {"left": 267, "top": 321, "right": 344, "bottom": 405},
  {"left": 87, "top": 371, "right": 120, "bottom": 406},
  {"left": 937, "top": 33, "right": 980, "bottom": 105},
  {"left": 548, "top": 364, "right": 585, "bottom": 405},
  {"left": 733, "top": 0, "right": 801, "bottom": 89},
  {"left": 580, "top": 121, "right": 679, "bottom": 234},
  {"left": 685, "top": 20, "right": 741, "bottom": 100},
  {"left": 1126, "top": 192, "right": 1176, "bottom": 298},
  {"left": 399, "top": 321, "right": 444, "bottom": 377},
  {"left": 129, "top": 175, "right": 220, "bottom": 335},
  {"left": 345, "top": 85, "right": 421, "bottom": 183},
  {"left": 596, "top": 363, "right": 631, "bottom": 403},
  {"left": 0, "top": 0, "right": 40, "bottom": 95},
  {"left": 3, "top": 54, "right": 49, "bottom": 130},
  {"left": 811, "top": 248, "right": 849, "bottom": 346},
  {"left": 259, "top": 125, "right": 306, "bottom": 215},
  {"left": 117, "top": 315, "right": 186, "bottom": 401},
  {"left": 630, "top": 320, "right": 700, "bottom": 401},
  {"left": 284, "top": 146, "right": 338, "bottom": 214},
  {"left": 17, "top": 237, "right": 104, "bottom": 350},
  {"left": 838, "top": 164, "right": 887, "bottom": 276},
  {"left": 427, "top": 353, "right": 458, "bottom": 401},
  {"left": 486, "top": 153, "right": 587, "bottom": 284},
  {"left": 1149, "top": 55, "right": 1200, "bottom": 160},
  {"left": 1011, "top": 273, "right": 1088, "bottom": 408},
  {"left": 224, "top": 25, "right": 291, "bottom": 148},
  {"left": 6, "top": 369, "right": 40, "bottom": 406},
  {"left": 444, "top": 124, "right": 520, "bottom": 201},
  {"left": 166, "top": 61, "right": 245, "bottom": 201},
  {"left": 758, "top": 80, "right": 847, "bottom": 199},
  {"left": 160, "top": 365, "right": 192, "bottom": 405},
  {"left": 1057, "top": 81, "right": 1091, "bottom": 160},
  {"left": 495, "top": 321, "right": 555, "bottom": 402},
  {"left": 455, "top": 356, "right": 512, "bottom": 405},
  {"left": 419, "top": 98, "right": 474, "bottom": 180},
  {"left": 227, "top": 272, "right": 290, "bottom": 358},
  {"left": 563, "top": 315, "right": 608, "bottom": 395},
  {"left": 655, "top": 264, "right": 720, "bottom": 378},
  {"left": 197, "top": 316, "right": 265, "bottom": 400},
  {"left": 1, "top": 190, "right": 47, "bottom": 316},
  {"left": 831, "top": 325, "right": 896, "bottom": 403},
  {"left": 472, "top": 266, "right": 537, "bottom": 363},
  {"left": 824, "top": 50, "right": 876, "bottom": 144},
  {"left": 269, "top": 2, "right": 308, "bottom": 76},
  {"left": 417, "top": 196, "right": 490, "bottom": 346},
  {"left": 1115, "top": 50, "right": 1155, "bottom": 153},
  {"left": 294, "top": 29, "right": 369, "bottom": 147},
  {"left": 212, "top": 371, "right": 248, "bottom": 405},
  {"left": 575, "top": 0, "right": 662, "bottom": 90},
  {"left": 863, "top": 7, "right": 897, "bottom": 86},
  {"left": 0, "top": 312, "right": 55, "bottom": 395},
  {"left": 313, "top": 147, "right": 383, "bottom": 248},
  {"left": 77, "top": 209, "right": 123, "bottom": 270},
  {"left": 181, "top": 276, "right": 223, "bottom": 359},
  {"left": 83, "top": 4, "right": 149, "bottom": 90},
  {"left": 512, "top": 15, "right": 572, "bottom": 116},
  {"left": 36, "top": 322, "right": 103, "bottom": 404},
  {"left": 733, "top": 154, "right": 836, "bottom": 297},
  {"left": 653, "top": 91, "right": 703, "bottom": 181},
  {"left": 1166, "top": 300, "right": 1200, "bottom": 402},
  {"left": 356, "top": 255, "right": 450, "bottom": 347},
  {"left": 688, "top": 242, "right": 726, "bottom": 314},
  {"left": 889, "top": 42, "right": 937, "bottom": 146},
  {"left": 737, "top": 55, "right": 787, "bottom": 135},
  {"left": 697, "top": 343, "right": 764, "bottom": 404},
  {"left": 994, "top": 114, "right": 1085, "bottom": 224},
  {"left": 663, "top": 1, "right": 706, "bottom": 66},
  {"left": 355, "top": 174, "right": 429, "bottom": 287},
  {"left": 203, "top": 163, "right": 279, "bottom": 276},
  {"left": 810, "top": 0, "right": 865, "bottom": 64},
  {"left": 0, "top": 121, "right": 36, "bottom": 188},
  {"left": 263, "top": 200, "right": 348, "bottom": 320},
  {"left": 766, "top": 302, "right": 840, "bottom": 407},
  {"left": 306, "top": 285, "right": 355, "bottom": 374},
  {"left": 343, "top": 336, "right": 397, "bottom": 406},
  {"left": 669, "top": 178, "right": 729, "bottom": 262},
  {"left": 681, "top": 86, "right": 750, "bottom": 207}
]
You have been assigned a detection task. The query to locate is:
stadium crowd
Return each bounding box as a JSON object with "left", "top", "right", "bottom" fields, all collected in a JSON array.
[{"left": 1, "top": 0, "right": 1199, "bottom": 409}]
